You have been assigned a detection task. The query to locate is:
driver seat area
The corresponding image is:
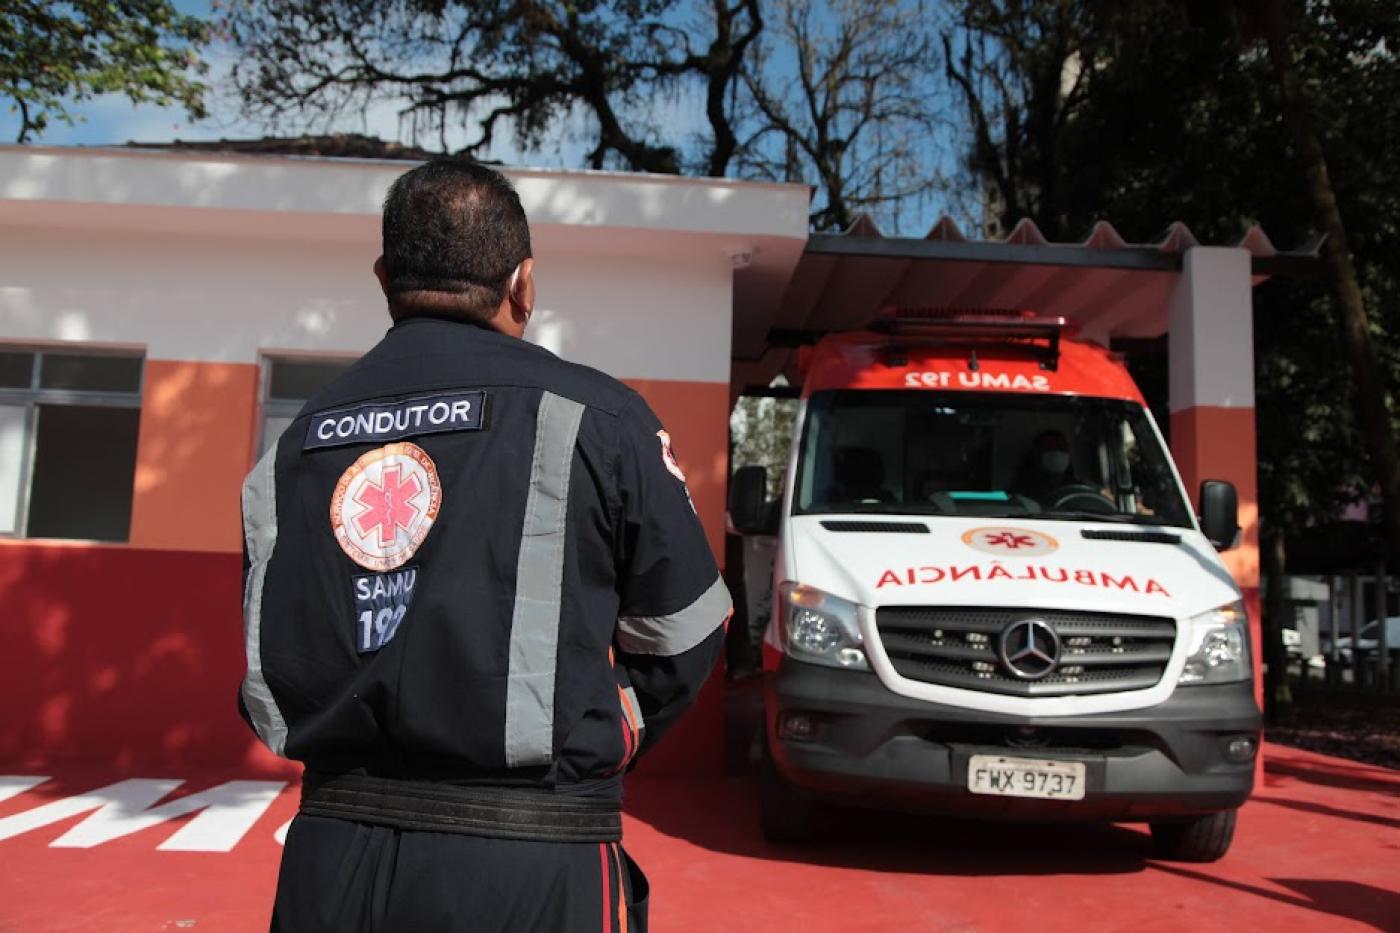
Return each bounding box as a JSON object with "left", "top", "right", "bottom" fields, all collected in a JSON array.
[{"left": 826, "top": 446, "right": 896, "bottom": 505}]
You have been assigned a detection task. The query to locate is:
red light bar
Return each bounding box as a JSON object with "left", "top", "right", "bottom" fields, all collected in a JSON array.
[
  {"left": 888, "top": 306, "right": 1039, "bottom": 322},
  {"left": 869, "top": 307, "right": 1070, "bottom": 371}
]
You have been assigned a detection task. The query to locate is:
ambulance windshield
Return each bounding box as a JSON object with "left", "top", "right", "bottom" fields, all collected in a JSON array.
[{"left": 794, "top": 390, "right": 1193, "bottom": 528}]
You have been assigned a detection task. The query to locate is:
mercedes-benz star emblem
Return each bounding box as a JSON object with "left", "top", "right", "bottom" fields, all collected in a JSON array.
[{"left": 998, "top": 619, "right": 1061, "bottom": 680}]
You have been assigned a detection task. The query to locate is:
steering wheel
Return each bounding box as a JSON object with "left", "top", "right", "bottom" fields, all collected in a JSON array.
[{"left": 1045, "top": 483, "right": 1117, "bottom": 514}]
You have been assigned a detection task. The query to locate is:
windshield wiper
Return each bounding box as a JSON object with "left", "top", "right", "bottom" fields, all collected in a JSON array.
[
  {"left": 808, "top": 504, "right": 953, "bottom": 516},
  {"left": 1003, "top": 510, "right": 1143, "bottom": 524}
]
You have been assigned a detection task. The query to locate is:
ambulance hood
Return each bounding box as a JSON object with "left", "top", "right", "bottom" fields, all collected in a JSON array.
[{"left": 788, "top": 514, "right": 1241, "bottom": 621}]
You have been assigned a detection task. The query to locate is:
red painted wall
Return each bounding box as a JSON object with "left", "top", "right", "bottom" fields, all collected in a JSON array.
[
  {"left": 0, "top": 542, "right": 292, "bottom": 776},
  {"left": 0, "top": 538, "right": 721, "bottom": 778},
  {"left": 2, "top": 369, "right": 732, "bottom": 779},
  {"left": 624, "top": 378, "right": 732, "bottom": 777}
]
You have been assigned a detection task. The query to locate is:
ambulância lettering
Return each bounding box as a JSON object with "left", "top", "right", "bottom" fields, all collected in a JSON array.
[{"left": 874, "top": 562, "right": 1171, "bottom": 595}]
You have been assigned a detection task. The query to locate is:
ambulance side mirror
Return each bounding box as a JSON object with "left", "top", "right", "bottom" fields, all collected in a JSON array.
[
  {"left": 1198, "top": 480, "right": 1240, "bottom": 550},
  {"left": 729, "top": 466, "right": 774, "bottom": 535}
]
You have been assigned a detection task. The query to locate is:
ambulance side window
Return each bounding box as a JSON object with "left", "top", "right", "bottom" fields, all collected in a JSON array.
[{"left": 0, "top": 347, "right": 144, "bottom": 542}]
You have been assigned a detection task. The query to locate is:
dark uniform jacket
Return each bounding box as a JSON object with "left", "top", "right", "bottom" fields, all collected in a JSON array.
[{"left": 239, "top": 317, "right": 730, "bottom": 804}]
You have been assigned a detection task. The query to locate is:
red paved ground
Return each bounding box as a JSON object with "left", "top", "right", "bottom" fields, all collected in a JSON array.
[{"left": 0, "top": 742, "right": 1395, "bottom": 932}]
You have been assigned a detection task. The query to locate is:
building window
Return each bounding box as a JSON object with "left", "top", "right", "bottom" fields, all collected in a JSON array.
[
  {"left": 0, "top": 347, "right": 144, "bottom": 542},
  {"left": 260, "top": 356, "right": 354, "bottom": 455}
]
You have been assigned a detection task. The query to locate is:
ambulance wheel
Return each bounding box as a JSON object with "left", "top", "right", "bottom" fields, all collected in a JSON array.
[
  {"left": 759, "top": 748, "right": 815, "bottom": 844},
  {"left": 1149, "top": 809, "right": 1237, "bottom": 862}
]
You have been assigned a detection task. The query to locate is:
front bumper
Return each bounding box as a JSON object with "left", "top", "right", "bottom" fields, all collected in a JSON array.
[{"left": 766, "top": 660, "right": 1261, "bottom": 822}]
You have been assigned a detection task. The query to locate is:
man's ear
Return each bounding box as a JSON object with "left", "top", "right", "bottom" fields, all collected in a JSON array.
[
  {"left": 373, "top": 256, "right": 390, "bottom": 298},
  {"left": 509, "top": 258, "right": 535, "bottom": 316}
]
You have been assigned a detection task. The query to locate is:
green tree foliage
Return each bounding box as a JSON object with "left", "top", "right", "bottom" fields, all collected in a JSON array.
[
  {"left": 730, "top": 389, "right": 797, "bottom": 498},
  {"left": 945, "top": 0, "right": 1398, "bottom": 543},
  {"left": 945, "top": 0, "right": 1400, "bottom": 709},
  {"left": 1, "top": 0, "right": 211, "bottom": 143},
  {"left": 1244, "top": 0, "right": 1400, "bottom": 566}
]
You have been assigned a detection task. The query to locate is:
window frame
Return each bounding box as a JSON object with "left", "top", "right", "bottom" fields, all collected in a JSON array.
[
  {"left": 257, "top": 353, "right": 357, "bottom": 457},
  {"left": 0, "top": 345, "right": 145, "bottom": 540}
]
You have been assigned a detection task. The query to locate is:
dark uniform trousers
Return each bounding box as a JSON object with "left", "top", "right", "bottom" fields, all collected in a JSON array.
[
  {"left": 241, "top": 318, "right": 726, "bottom": 933},
  {"left": 273, "top": 814, "right": 647, "bottom": 933}
]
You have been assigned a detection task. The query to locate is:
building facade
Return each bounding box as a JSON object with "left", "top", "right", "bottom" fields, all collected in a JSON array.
[{"left": 0, "top": 146, "right": 808, "bottom": 775}]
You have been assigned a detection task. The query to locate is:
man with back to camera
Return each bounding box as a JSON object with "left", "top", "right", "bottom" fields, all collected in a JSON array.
[{"left": 239, "top": 158, "right": 731, "bottom": 932}]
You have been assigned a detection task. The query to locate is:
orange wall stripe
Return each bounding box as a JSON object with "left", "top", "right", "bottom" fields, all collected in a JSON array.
[
  {"left": 125, "top": 370, "right": 724, "bottom": 559},
  {"left": 1170, "top": 404, "right": 1262, "bottom": 712},
  {"left": 1169, "top": 405, "right": 1260, "bottom": 588},
  {"left": 128, "top": 361, "right": 258, "bottom": 554}
]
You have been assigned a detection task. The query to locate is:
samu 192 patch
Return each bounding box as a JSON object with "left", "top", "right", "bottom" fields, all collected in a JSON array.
[{"left": 353, "top": 567, "right": 417, "bottom": 653}]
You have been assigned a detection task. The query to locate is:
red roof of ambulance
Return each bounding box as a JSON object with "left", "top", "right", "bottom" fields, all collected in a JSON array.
[{"left": 800, "top": 330, "right": 1145, "bottom": 404}]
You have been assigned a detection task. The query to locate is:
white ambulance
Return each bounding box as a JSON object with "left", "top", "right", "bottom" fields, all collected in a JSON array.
[{"left": 728, "top": 310, "right": 1260, "bottom": 862}]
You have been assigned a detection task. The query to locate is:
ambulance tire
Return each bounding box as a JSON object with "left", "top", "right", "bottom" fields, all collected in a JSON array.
[
  {"left": 759, "top": 747, "right": 816, "bottom": 844},
  {"left": 1149, "top": 809, "right": 1237, "bottom": 862}
]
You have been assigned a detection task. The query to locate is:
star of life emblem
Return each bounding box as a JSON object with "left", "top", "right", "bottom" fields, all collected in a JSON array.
[
  {"left": 330, "top": 442, "right": 442, "bottom": 572},
  {"left": 961, "top": 526, "right": 1059, "bottom": 557}
]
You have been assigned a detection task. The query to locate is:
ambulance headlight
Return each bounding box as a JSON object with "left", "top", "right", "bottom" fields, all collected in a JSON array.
[
  {"left": 1178, "top": 600, "right": 1251, "bottom": 685},
  {"left": 779, "top": 582, "right": 869, "bottom": 670}
]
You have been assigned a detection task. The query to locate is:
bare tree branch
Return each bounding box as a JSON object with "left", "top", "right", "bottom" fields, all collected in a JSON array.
[
  {"left": 225, "top": 0, "right": 762, "bottom": 177},
  {"left": 737, "top": 0, "right": 944, "bottom": 232}
]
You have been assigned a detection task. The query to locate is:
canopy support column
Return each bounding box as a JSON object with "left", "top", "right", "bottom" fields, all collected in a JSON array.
[{"left": 1168, "top": 247, "right": 1262, "bottom": 709}]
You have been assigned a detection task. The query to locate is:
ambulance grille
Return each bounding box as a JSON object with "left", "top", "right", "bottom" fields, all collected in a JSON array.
[{"left": 874, "top": 606, "right": 1176, "bottom": 697}]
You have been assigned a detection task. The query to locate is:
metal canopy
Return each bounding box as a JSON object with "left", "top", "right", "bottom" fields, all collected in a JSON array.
[{"left": 731, "top": 214, "right": 1322, "bottom": 396}]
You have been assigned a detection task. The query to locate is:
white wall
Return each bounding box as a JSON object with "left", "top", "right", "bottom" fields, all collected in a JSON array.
[
  {"left": 0, "top": 147, "right": 809, "bottom": 245},
  {"left": 1168, "top": 247, "right": 1255, "bottom": 411},
  {"left": 0, "top": 147, "right": 812, "bottom": 388},
  {"left": 0, "top": 222, "right": 734, "bottom": 383}
]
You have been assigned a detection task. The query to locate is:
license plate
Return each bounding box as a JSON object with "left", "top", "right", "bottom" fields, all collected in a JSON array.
[{"left": 967, "top": 755, "right": 1086, "bottom": 800}]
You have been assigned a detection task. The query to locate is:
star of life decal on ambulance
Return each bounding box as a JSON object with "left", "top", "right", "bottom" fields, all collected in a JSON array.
[
  {"left": 962, "top": 526, "right": 1059, "bottom": 556},
  {"left": 330, "top": 442, "right": 442, "bottom": 572}
]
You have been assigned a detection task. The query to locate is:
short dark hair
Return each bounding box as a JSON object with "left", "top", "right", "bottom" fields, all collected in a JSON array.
[{"left": 381, "top": 158, "right": 532, "bottom": 324}]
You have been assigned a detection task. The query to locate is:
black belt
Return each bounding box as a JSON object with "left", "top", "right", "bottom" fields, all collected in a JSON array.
[{"left": 299, "top": 773, "right": 622, "bottom": 843}]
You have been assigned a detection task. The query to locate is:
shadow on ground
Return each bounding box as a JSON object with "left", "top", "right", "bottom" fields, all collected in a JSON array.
[
  {"left": 626, "top": 776, "right": 1400, "bottom": 930},
  {"left": 625, "top": 775, "right": 1153, "bottom": 877},
  {"left": 1263, "top": 753, "right": 1400, "bottom": 795},
  {"left": 1153, "top": 865, "right": 1400, "bottom": 932}
]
